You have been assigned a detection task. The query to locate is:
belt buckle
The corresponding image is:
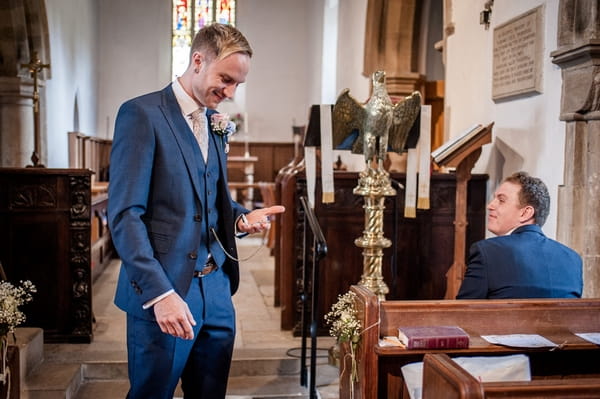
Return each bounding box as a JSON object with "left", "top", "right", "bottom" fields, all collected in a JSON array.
[{"left": 196, "top": 261, "right": 216, "bottom": 278}]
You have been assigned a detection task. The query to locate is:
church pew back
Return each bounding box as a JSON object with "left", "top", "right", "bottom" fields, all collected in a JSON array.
[
  {"left": 422, "top": 353, "right": 600, "bottom": 399},
  {"left": 343, "top": 285, "right": 600, "bottom": 399}
]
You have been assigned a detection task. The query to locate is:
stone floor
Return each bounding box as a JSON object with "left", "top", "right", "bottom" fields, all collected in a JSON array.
[{"left": 37, "top": 235, "right": 339, "bottom": 398}]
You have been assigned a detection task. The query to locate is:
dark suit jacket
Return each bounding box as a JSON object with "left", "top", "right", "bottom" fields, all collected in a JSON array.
[
  {"left": 108, "top": 85, "right": 246, "bottom": 320},
  {"left": 457, "top": 224, "right": 582, "bottom": 299}
]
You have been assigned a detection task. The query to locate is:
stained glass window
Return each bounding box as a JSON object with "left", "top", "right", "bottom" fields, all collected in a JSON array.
[{"left": 172, "top": 0, "right": 237, "bottom": 79}]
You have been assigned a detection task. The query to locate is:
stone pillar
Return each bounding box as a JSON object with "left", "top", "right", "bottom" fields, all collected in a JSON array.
[
  {"left": 0, "top": 77, "right": 35, "bottom": 167},
  {"left": 363, "top": 0, "right": 425, "bottom": 97},
  {"left": 0, "top": 0, "right": 50, "bottom": 167},
  {"left": 551, "top": 0, "right": 600, "bottom": 297}
]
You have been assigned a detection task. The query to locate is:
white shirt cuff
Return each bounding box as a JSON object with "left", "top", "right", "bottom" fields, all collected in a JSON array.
[
  {"left": 235, "top": 214, "right": 249, "bottom": 237},
  {"left": 142, "top": 289, "right": 175, "bottom": 310}
]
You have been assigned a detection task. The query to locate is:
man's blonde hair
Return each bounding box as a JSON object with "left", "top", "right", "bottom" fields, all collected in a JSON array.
[{"left": 190, "top": 23, "right": 252, "bottom": 63}]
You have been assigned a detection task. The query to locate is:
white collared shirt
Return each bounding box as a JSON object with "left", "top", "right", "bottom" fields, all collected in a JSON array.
[{"left": 171, "top": 78, "right": 207, "bottom": 134}]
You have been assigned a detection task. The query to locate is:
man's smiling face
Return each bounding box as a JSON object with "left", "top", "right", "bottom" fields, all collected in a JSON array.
[
  {"left": 190, "top": 52, "right": 250, "bottom": 109},
  {"left": 487, "top": 181, "right": 531, "bottom": 236}
]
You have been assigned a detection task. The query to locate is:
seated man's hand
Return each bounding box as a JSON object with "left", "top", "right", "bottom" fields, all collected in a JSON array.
[{"left": 237, "top": 205, "right": 285, "bottom": 234}]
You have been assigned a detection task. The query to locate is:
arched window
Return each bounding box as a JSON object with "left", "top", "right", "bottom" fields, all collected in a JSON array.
[{"left": 172, "top": 0, "right": 237, "bottom": 79}]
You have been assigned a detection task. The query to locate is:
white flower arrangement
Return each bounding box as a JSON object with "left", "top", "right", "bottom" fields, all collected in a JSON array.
[
  {"left": 0, "top": 280, "right": 36, "bottom": 337},
  {"left": 324, "top": 290, "right": 361, "bottom": 396},
  {"left": 0, "top": 279, "right": 36, "bottom": 383}
]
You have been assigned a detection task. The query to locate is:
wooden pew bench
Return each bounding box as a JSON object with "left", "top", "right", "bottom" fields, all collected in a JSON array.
[
  {"left": 341, "top": 285, "right": 600, "bottom": 399},
  {"left": 422, "top": 353, "right": 600, "bottom": 398}
]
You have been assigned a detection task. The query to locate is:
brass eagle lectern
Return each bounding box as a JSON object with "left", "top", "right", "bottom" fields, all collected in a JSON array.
[{"left": 332, "top": 71, "right": 421, "bottom": 299}]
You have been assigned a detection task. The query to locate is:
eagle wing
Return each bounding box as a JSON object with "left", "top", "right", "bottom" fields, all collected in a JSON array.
[
  {"left": 332, "top": 89, "right": 366, "bottom": 155},
  {"left": 388, "top": 91, "right": 422, "bottom": 153}
]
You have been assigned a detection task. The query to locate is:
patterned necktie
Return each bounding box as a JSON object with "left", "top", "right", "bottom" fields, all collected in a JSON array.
[{"left": 190, "top": 108, "right": 208, "bottom": 162}]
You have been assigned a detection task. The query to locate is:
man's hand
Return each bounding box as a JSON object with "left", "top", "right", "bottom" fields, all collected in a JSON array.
[
  {"left": 153, "top": 292, "right": 196, "bottom": 340},
  {"left": 237, "top": 205, "right": 285, "bottom": 234}
]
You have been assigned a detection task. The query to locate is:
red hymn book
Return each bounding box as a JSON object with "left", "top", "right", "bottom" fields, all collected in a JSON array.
[{"left": 397, "top": 326, "right": 470, "bottom": 349}]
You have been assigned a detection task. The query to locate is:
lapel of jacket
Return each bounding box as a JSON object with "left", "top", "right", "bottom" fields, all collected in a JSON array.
[
  {"left": 206, "top": 109, "right": 229, "bottom": 178},
  {"left": 158, "top": 85, "right": 206, "bottom": 203}
]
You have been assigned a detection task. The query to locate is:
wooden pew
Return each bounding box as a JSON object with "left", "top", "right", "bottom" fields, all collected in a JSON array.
[
  {"left": 422, "top": 353, "right": 600, "bottom": 398},
  {"left": 341, "top": 285, "right": 600, "bottom": 399}
]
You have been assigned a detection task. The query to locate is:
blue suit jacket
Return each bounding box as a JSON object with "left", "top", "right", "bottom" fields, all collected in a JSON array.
[
  {"left": 456, "top": 224, "right": 582, "bottom": 299},
  {"left": 108, "top": 85, "right": 246, "bottom": 320}
]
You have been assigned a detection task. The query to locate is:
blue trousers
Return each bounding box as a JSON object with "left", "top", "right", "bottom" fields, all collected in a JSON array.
[{"left": 126, "top": 268, "right": 235, "bottom": 399}]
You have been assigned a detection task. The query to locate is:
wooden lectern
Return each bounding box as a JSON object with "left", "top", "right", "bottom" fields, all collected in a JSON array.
[{"left": 432, "top": 122, "right": 494, "bottom": 299}]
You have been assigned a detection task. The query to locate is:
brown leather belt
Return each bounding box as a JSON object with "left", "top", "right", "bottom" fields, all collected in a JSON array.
[{"left": 193, "top": 259, "right": 217, "bottom": 278}]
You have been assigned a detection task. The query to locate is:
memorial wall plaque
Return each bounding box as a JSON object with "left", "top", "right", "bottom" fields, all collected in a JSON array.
[{"left": 492, "top": 6, "right": 544, "bottom": 101}]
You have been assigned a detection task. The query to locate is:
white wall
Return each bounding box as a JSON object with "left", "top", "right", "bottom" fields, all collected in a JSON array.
[
  {"left": 43, "top": 1, "right": 371, "bottom": 162},
  {"left": 336, "top": 0, "right": 370, "bottom": 102},
  {"left": 96, "top": 0, "right": 171, "bottom": 139},
  {"left": 240, "top": 0, "right": 310, "bottom": 142},
  {"left": 445, "top": 0, "right": 564, "bottom": 238},
  {"left": 45, "top": 0, "right": 99, "bottom": 167}
]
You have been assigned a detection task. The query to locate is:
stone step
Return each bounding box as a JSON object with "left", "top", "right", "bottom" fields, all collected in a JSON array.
[
  {"left": 23, "top": 362, "right": 82, "bottom": 399},
  {"left": 14, "top": 328, "right": 44, "bottom": 382},
  {"left": 14, "top": 327, "right": 339, "bottom": 399},
  {"left": 73, "top": 362, "right": 338, "bottom": 398},
  {"left": 20, "top": 353, "right": 337, "bottom": 398},
  {"left": 75, "top": 376, "right": 314, "bottom": 399}
]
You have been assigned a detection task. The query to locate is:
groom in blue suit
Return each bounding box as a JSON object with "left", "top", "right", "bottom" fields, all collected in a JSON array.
[
  {"left": 457, "top": 172, "right": 582, "bottom": 299},
  {"left": 108, "top": 24, "right": 284, "bottom": 398}
]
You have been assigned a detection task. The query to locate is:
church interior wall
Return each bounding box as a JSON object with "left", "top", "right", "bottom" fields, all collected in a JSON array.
[
  {"left": 38, "top": 0, "right": 568, "bottom": 240},
  {"left": 240, "top": 0, "right": 310, "bottom": 143},
  {"left": 44, "top": 0, "right": 99, "bottom": 167},
  {"left": 445, "top": 0, "right": 565, "bottom": 239},
  {"left": 96, "top": 0, "right": 171, "bottom": 144},
  {"left": 39, "top": 0, "right": 372, "bottom": 164},
  {"left": 335, "top": 0, "right": 370, "bottom": 106}
]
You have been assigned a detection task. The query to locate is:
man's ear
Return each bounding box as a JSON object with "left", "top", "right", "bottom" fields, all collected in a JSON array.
[
  {"left": 191, "top": 52, "right": 204, "bottom": 71},
  {"left": 520, "top": 205, "right": 535, "bottom": 223}
]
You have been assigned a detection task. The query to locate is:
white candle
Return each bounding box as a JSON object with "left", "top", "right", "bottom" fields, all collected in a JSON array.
[{"left": 243, "top": 112, "right": 248, "bottom": 133}]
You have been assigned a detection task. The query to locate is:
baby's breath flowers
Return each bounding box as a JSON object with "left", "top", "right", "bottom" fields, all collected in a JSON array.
[
  {"left": 325, "top": 291, "right": 361, "bottom": 343},
  {"left": 325, "top": 291, "right": 361, "bottom": 395},
  {"left": 0, "top": 280, "right": 36, "bottom": 337},
  {"left": 0, "top": 279, "right": 36, "bottom": 382}
]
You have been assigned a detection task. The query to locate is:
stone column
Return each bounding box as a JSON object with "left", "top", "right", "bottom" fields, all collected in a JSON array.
[
  {"left": 0, "top": 0, "right": 50, "bottom": 167},
  {"left": 0, "top": 77, "right": 35, "bottom": 166},
  {"left": 551, "top": 0, "right": 600, "bottom": 297},
  {"left": 363, "top": 0, "right": 425, "bottom": 97}
]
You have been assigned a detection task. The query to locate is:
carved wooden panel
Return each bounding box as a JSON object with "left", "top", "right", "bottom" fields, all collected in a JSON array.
[{"left": 0, "top": 168, "right": 94, "bottom": 343}]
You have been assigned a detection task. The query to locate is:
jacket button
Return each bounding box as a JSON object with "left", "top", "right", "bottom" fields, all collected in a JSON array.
[
  {"left": 194, "top": 214, "right": 202, "bottom": 222},
  {"left": 188, "top": 252, "right": 198, "bottom": 260}
]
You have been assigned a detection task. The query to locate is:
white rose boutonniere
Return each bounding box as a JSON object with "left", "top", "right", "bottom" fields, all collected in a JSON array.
[
  {"left": 211, "top": 113, "right": 236, "bottom": 137},
  {"left": 211, "top": 113, "right": 236, "bottom": 153}
]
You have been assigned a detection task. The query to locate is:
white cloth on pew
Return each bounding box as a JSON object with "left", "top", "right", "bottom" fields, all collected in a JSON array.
[{"left": 402, "top": 354, "right": 531, "bottom": 399}]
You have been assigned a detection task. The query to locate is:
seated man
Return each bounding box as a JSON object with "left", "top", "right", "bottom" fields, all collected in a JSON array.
[{"left": 457, "top": 171, "right": 582, "bottom": 299}]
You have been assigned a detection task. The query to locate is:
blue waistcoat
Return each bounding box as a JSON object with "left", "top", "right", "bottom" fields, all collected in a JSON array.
[{"left": 198, "top": 131, "right": 227, "bottom": 269}]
